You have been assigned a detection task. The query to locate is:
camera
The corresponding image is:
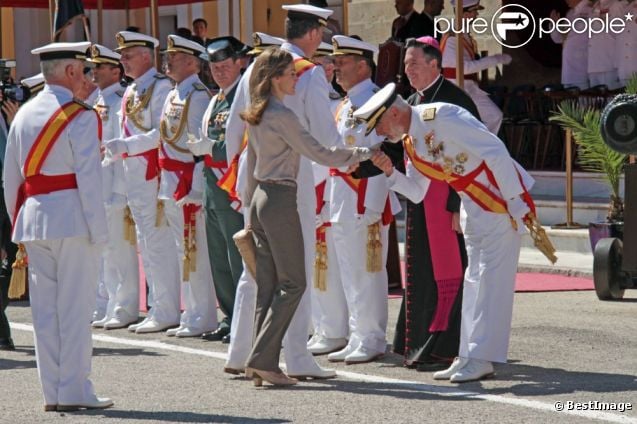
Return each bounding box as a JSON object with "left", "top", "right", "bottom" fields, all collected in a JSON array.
[{"left": 0, "top": 59, "right": 30, "bottom": 104}]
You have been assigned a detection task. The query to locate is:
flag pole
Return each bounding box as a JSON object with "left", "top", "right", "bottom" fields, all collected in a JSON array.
[
  {"left": 455, "top": 0, "right": 464, "bottom": 89},
  {"left": 150, "top": 0, "right": 160, "bottom": 70},
  {"left": 97, "top": 0, "right": 103, "bottom": 44},
  {"left": 49, "top": 0, "right": 55, "bottom": 41}
]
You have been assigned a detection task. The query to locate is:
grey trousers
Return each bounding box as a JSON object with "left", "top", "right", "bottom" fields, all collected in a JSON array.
[{"left": 247, "top": 182, "right": 307, "bottom": 372}]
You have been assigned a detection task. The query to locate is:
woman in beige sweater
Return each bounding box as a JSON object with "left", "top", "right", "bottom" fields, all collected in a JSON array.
[{"left": 240, "top": 48, "right": 373, "bottom": 386}]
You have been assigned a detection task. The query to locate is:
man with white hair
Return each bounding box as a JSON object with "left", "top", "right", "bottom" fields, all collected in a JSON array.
[
  {"left": 105, "top": 31, "right": 180, "bottom": 333},
  {"left": 3, "top": 41, "right": 112, "bottom": 411},
  {"left": 88, "top": 44, "right": 140, "bottom": 331},
  {"left": 356, "top": 83, "right": 535, "bottom": 383}
]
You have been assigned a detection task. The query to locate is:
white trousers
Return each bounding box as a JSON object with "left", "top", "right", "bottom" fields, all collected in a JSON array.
[
  {"left": 310, "top": 226, "right": 349, "bottom": 340},
  {"left": 100, "top": 202, "right": 140, "bottom": 321},
  {"left": 226, "top": 214, "right": 257, "bottom": 369},
  {"left": 25, "top": 237, "right": 101, "bottom": 405},
  {"left": 125, "top": 173, "right": 180, "bottom": 324},
  {"left": 459, "top": 212, "right": 521, "bottom": 363},
  {"left": 164, "top": 199, "right": 218, "bottom": 332},
  {"left": 331, "top": 221, "right": 389, "bottom": 353}
]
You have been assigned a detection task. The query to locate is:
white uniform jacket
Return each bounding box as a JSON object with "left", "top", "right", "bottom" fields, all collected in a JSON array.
[
  {"left": 119, "top": 68, "right": 172, "bottom": 179},
  {"left": 329, "top": 79, "right": 398, "bottom": 222},
  {"left": 616, "top": 0, "right": 637, "bottom": 84},
  {"left": 587, "top": 0, "right": 624, "bottom": 74},
  {"left": 158, "top": 73, "right": 210, "bottom": 200},
  {"left": 387, "top": 103, "right": 534, "bottom": 221},
  {"left": 4, "top": 84, "right": 107, "bottom": 244},
  {"left": 549, "top": 2, "right": 593, "bottom": 88},
  {"left": 97, "top": 82, "right": 127, "bottom": 205}
]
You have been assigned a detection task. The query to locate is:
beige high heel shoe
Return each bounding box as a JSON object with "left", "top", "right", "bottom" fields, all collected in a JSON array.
[{"left": 245, "top": 368, "right": 298, "bottom": 387}]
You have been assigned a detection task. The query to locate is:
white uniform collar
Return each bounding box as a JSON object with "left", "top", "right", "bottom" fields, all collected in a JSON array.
[
  {"left": 134, "top": 67, "right": 158, "bottom": 86},
  {"left": 43, "top": 84, "right": 74, "bottom": 101},
  {"left": 100, "top": 82, "right": 122, "bottom": 99},
  {"left": 346, "top": 78, "right": 375, "bottom": 101},
  {"left": 176, "top": 73, "right": 200, "bottom": 97},
  {"left": 281, "top": 42, "right": 305, "bottom": 58}
]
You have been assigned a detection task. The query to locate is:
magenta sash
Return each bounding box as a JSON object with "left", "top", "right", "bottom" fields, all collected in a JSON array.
[{"left": 423, "top": 180, "right": 464, "bottom": 332}]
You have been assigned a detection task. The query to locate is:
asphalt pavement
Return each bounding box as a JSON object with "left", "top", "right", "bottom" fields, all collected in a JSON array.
[{"left": 1, "top": 284, "right": 636, "bottom": 424}]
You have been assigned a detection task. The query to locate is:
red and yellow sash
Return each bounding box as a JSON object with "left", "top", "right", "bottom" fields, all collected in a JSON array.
[
  {"left": 15, "top": 101, "right": 87, "bottom": 224},
  {"left": 217, "top": 129, "right": 248, "bottom": 205},
  {"left": 403, "top": 135, "right": 510, "bottom": 214},
  {"left": 294, "top": 57, "right": 316, "bottom": 78}
]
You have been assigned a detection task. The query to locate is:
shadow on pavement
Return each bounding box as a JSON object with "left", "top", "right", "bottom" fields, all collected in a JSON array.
[
  {"left": 93, "top": 347, "right": 165, "bottom": 358},
  {"left": 486, "top": 363, "right": 637, "bottom": 396},
  {"left": 70, "top": 409, "right": 290, "bottom": 423}
]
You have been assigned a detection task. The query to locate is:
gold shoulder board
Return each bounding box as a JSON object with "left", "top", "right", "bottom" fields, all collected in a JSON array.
[{"left": 421, "top": 107, "right": 436, "bottom": 121}]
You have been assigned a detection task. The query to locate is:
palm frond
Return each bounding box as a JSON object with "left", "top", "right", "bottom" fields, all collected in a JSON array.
[{"left": 549, "top": 99, "right": 627, "bottom": 221}]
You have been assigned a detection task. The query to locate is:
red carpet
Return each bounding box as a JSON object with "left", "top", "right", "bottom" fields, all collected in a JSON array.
[
  {"left": 389, "top": 262, "right": 594, "bottom": 297},
  {"left": 514, "top": 272, "right": 594, "bottom": 292}
]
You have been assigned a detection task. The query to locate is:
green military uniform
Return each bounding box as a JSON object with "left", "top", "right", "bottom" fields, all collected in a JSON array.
[{"left": 202, "top": 82, "right": 244, "bottom": 332}]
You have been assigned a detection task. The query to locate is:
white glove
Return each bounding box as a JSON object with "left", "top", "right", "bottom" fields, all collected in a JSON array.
[
  {"left": 357, "top": 210, "right": 382, "bottom": 227},
  {"left": 175, "top": 190, "right": 203, "bottom": 208},
  {"left": 496, "top": 53, "right": 512, "bottom": 65},
  {"left": 186, "top": 132, "right": 214, "bottom": 156},
  {"left": 104, "top": 138, "right": 128, "bottom": 156},
  {"left": 507, "top": 196, "right": 530, "bottom": 234},
  {"left": 352, "top": 146, "right": 374, "bottom": 161}
]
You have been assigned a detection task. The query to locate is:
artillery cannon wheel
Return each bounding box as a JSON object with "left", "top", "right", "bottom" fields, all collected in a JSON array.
[{"left": 593, "top": 237, "right": 626, "bottom": 300}]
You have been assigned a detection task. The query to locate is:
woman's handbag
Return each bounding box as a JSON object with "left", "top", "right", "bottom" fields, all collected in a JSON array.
[{"left": 233, "top": 227, "right": 257, "bottom": 278}]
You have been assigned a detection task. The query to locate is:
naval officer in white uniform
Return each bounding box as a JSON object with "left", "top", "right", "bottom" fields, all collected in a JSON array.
[
  {"left": 356, "top": 83, "right": 535, "bottom": 383},
  {"left": 3, "top": 41, "right": 113, "bottom": 411}
]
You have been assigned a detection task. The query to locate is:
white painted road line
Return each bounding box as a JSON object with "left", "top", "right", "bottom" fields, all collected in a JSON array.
[{"left": 10, "top": 322, "right": 637, "bottom": 424}]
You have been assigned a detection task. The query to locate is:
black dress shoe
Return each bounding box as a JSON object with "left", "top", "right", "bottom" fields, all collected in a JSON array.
[
  {"left": 221, "top": 334, "right": 231, "bottom": 344},
  {"left": 0, "top": 338, "right": 15, "bottom": 351},
  {"left": 201, "top": 327, "right": 229, "bottom": 341}
]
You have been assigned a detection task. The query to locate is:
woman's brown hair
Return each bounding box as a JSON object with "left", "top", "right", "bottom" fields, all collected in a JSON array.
[{"left": 240, "top": 47, "right": 294, "bottom": 125}]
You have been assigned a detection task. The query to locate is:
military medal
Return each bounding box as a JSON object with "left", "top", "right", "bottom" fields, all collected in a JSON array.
[
  {"left": 346, "top": 135, "right": 356, "bottom": 146},
  {"left": 344, "top": 105, "right": 358, "bottom": 129}
]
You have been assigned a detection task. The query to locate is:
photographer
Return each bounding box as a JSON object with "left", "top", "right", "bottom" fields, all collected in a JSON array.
[{"left": 0, "top": 88, "right": 20, "bottom": 351}]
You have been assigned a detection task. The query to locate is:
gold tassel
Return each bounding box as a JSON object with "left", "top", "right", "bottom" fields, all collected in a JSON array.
[
  {"left": 366, "top": 222, "right": 383, "bottom": 273},
  {"left": 189, "top": 221, "right": 197, "bottom": 273},
  {"left": 313, "top": 234, "right": 327, "bottom": 292},
  {"left": 182, "top": 251, "right": 191, "bottom": 282},
  {"left": 524, "top": 213, "right": 558, "bottom": 264},
  {"left": 155, "top": 200, "right": 164, "bottom": 227},
  {"left": 8, "top": 243, "right": 28, "bottom": 300},
  {"left": 123, "top": 206, "right": 137, "bottom": 245}
]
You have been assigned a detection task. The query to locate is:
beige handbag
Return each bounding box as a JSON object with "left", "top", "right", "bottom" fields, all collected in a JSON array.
[{"left": 233, "top": 227, "right": 257, "bottom": 279}]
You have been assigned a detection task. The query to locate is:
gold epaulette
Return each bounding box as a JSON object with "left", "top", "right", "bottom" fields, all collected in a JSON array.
[
  {"left": 193, "top": 82, "right": 208, "bottom": 91},
  {"left": 72, "top": 98, "right": 92, "bottom": 110}
]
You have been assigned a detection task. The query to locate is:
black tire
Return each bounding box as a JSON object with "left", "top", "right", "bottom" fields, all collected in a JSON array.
[{"left": 593, "top": 237, "right": 626, "bottom": 301}]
